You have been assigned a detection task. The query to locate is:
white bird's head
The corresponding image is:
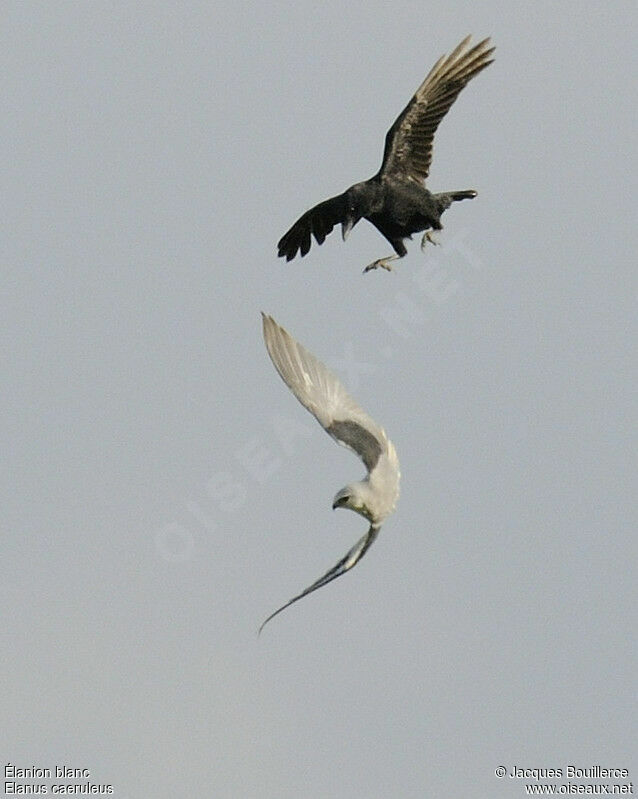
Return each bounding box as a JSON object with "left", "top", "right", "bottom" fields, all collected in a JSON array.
[{"left": 332, "top": 483, "right": 374, "bottom": 522}]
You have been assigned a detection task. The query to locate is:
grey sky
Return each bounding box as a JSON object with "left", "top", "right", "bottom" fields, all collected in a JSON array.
[{"left": 2, "top": 2, "right": 636, "bottom": 797}]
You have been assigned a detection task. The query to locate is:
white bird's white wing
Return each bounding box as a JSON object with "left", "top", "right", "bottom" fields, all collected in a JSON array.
[{"left": 262, "top": 313, "right": 387, "bottom": 472}]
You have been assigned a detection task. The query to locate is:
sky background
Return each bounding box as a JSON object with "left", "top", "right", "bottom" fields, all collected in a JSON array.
[{"left": 2, "top": 2, "right": 636, "bottom": 797}]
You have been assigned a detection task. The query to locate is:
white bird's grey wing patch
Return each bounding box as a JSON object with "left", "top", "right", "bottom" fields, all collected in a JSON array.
[
  {"left": 326, "top": 419, "right": 383, "bottom": 472},
  {"left": 262, "top": 314, "right": 387, "bottom": 473},
  {"left": 258, "top": 525, "right": 380, "bottom": 634}
]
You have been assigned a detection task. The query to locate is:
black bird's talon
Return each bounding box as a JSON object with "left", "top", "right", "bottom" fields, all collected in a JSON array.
[
  {"left": 421, "top": 231, "right": 441, "bottom": 250},
  {"left": 363, "top": 256, "right": 397, "bottom": 274}
]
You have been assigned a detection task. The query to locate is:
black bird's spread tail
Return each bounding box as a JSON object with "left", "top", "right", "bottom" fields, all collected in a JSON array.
[
  {"left": 434, "top": 189, "right": 477, "bottom": 212},
  {"left": 450, "top": 190, "right": 477, "bottom": 201}
]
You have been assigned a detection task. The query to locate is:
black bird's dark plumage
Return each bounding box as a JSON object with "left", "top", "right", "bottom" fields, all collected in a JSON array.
[{"left": 277, "top": 35, "right": 494, "bottom": 272}]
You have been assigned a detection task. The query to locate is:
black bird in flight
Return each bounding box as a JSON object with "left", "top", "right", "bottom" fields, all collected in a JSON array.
[{"left": 277, "top": 35, "right": 494, "bottom": 273}]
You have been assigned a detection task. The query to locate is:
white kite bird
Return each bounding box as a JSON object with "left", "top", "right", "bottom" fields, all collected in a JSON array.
[{"left": 260, "top": 313, "right": 400, "bottom": 633}]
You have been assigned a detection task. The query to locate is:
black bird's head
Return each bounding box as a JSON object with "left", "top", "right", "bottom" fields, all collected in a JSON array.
[{"left": 341, "top": 183, "right": 368, "bottom": 241}]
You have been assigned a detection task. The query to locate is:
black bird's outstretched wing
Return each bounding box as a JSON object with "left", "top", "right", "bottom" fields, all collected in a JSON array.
[
  {"left": 277, "top": 192, "right": 347, "bottom": 261},
  {"left": 378, "top": 35, "right": 494, "bottom": 184}
]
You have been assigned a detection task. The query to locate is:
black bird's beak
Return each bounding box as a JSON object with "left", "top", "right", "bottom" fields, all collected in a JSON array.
[{"left": 341, "top": 217, "right": 355, "bottom": 241}]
